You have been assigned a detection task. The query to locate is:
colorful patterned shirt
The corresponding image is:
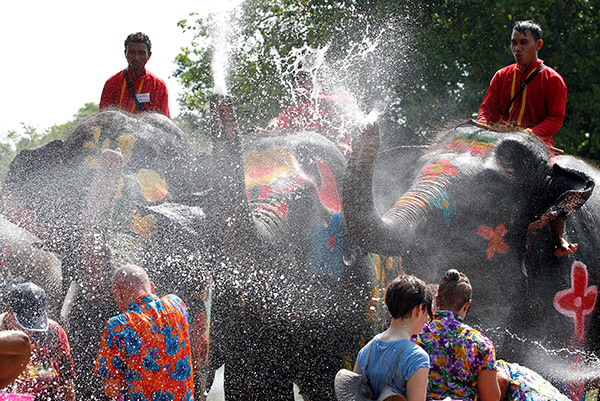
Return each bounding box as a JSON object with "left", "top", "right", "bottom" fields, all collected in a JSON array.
[
  {"left": 94, "top": 293, "right": 194, "bottom": 401},
  {"left": 416, "top": 310, "right": 496, "bottom": 401},
  {"left": 1, "top": 318, "right": 75, "bottom": 401}
]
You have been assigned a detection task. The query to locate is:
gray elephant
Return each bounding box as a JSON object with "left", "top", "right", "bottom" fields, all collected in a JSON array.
[
  {"left": 343, "top": 121, "right": 599, "bottom": 400},
  {"left": 1, "top": 105, "right": 391, "bottom": 401}
]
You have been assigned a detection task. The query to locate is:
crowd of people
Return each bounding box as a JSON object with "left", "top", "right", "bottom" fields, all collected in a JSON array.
[
  {"left": 335, "top": 269, "right": 571, "bottom": 401},
  {"left": 0, "top": 17, "right": 574, "bottom": 401}
]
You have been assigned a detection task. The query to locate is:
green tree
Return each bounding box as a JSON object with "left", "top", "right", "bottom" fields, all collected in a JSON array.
[{"left": 174, "top": 0, "right": 600, "bottom": 160}]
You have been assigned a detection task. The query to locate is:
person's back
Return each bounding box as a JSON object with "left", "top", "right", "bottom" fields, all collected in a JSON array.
[
  {"left": 417, "top": 270, "right": 500, "bottom": 401},
  {"left": 355, "top": 337, "right": 429, "bottom": 399},
  {"left": 94, "top": 264, "right": 193, "bottom": 401},
  {"left": 347, "top": 275, "right": 432, "bottom": 401}
]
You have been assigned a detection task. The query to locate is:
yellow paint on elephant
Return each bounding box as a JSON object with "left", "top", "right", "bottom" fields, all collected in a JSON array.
[
  {"left": 130, "top": 214, "right": 156, "bottom": 243},
  {"left": 343, "top": 354, "right": 354, "bottom": 370},
  {"left": 117, "top": 134, "right": 135, "bottom": 163},
  {"left": 83, "top": 156, "right": 100, "bottom": 169},
  {"left": 136, "top": 169, "right": 168, "bottom": 202},
  {"left": 83, "top": 141, "right": 95, "bottom": 149},
  {"left": 393, "top": 192, "right": 428, "bottom": 210},
  {"left": 101, "top": 138, "right": 111, "bottom": 151},
  {"left": 366, "top": 286, "right": 380, "bottom": 323},
  {"left": 372, "top": 254, "right": 382, "bottom": 282},
  {"left": 243, "top": 145, "right": 303, "bottom": 188},
  {"left": 93, "top": 128, "right": 102, "bottom": 142}
]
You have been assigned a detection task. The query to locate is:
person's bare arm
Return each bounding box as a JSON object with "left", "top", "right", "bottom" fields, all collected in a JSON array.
[
  {"left": 477, "top": 369, "right": 501, "bottom": 401},
  {"left": 406, "top": 367, "right": 429, "bottom": 401},
  {"left": 0, "top": 330, "right": 31, "bottom": 389}
]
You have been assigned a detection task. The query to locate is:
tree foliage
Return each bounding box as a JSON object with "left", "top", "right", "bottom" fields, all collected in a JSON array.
[{"left": 174, "top": 0, "right": 600, "bottom": 161}]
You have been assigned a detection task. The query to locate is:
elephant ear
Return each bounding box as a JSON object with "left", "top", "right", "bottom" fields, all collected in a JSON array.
[{"left": 545, "top": 163, "right": 595, "bottom": 221}]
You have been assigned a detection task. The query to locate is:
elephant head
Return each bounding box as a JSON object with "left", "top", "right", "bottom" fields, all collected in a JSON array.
[
  {"left": 1, "top": 110, "right": 206, "bottom": 304},
  {"left": 343, "top": 121, "right": 598, "bottom": 396}
]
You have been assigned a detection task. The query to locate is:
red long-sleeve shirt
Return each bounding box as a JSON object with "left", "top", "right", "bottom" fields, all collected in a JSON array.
[
  {"left": 100, "top": 68, "right": 170, "bottom": 117},
  {"left": 477, "top": 60, "right": 566, "bottom": 146}
]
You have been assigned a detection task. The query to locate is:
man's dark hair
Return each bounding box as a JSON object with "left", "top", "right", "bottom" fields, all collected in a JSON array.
[
  {"left": 513, "top": 20, "right": 543, "bottom": 42},
  {"left": 124, "top": 32, "right": 152, "bottom": 53},
  {"left": 385, "top": 275, "right": 433, "bottom": 320}
]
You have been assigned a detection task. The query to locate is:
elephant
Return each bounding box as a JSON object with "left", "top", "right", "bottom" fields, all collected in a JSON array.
[
  {"left": 0, "top": 109, "right": 210, "bottom": 399},
  {"left": 342, "top": 120, "right": 600, "bottom": 400},
  {"left": 0, "top": 215, "right": 62, "bottom": 314},
  {"left": 0, "top": 104, "right": 391, "bottom": 401}
]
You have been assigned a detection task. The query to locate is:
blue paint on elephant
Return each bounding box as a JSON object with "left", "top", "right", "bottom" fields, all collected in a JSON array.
[
  {"left": 308, "top": 212, "right": 344, "bottom": 277},
  {"left": 432, "top": 189, "right": 456, "bottom": 225}
]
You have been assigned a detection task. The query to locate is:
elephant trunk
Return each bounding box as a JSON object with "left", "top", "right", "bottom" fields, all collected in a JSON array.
[
  {"left": 78, "top": 148, "right": 125, "bottom": 305},
  {"left": 342, "top": 123, "right": 427, "bottom": 256},
  {"left": 209, "top": 94, "right": 258, "bottom": 249}
]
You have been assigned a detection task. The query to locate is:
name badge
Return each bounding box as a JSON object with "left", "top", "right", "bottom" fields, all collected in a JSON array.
[{"left": 137, "top": 93, "right": 150, "bottom": 103}]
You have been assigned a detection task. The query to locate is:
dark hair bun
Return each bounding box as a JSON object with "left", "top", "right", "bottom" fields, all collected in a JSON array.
[{"left": 444, "top": 269, "right": 461, "bottom": 281}]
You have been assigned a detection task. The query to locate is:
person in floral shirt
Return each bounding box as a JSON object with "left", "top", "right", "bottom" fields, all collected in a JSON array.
[
  {"left": 417, "top": 269, "right": 501, "bottom": 401},
  {"left": 94, "top": 264, "right": 193, "bottom": 401}
]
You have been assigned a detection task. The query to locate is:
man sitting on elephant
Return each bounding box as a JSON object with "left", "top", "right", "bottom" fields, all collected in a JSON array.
[{"left": 477, "top": 20, "right": 575, "bottom": 257}]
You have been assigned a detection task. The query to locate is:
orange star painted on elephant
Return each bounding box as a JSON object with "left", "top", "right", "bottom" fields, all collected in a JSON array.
[{"left": 477, "top": 224, "right": 509, "bottom": 259}]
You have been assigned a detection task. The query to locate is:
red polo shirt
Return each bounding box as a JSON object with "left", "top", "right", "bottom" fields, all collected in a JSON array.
[
  {"left": 477, "top": 60, "right": 567, "bottom": 146},
  {"left": 100, "top": 68, "right": 170, "bottom": 117}
]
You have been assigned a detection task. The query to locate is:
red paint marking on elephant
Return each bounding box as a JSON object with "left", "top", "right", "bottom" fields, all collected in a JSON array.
[
  {"left": 476, "top": 224, "right": 509, "bottom": 259},
  {"left": 421, "top": 158, "right": 458, "bottom": 181},
  {"left": 553, "top": 261, "right": 598, "bottom": 342},
  {"left": 315, "top": 159, "right": 340, "bottom": 212},
  {"left": 566, "top": 353, "right": 585, "bottom": 401}
]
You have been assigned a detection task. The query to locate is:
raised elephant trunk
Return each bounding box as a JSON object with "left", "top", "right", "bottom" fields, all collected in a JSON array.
[
  {"left": 343, "top": 123, "right": 427, "bottom": 256},
  {"left": 209, "top": 94, "right": 258, "bottom": 249},
  {"left": 79, "top": 148, "right": 125, "bottom": 304}
]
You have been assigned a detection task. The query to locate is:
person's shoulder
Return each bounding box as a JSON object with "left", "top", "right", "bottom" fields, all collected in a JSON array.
[
  {"left": 463, "top": 324, "right": 495, "bottom": 349},
  {"left": 105, "top": 69, "right": 125, "bottom": 82},
  {"left": 541, "top": 64, "right": 566, "bottom": 84},
  {"left": 145, "top": 70, "right": 167, "bottom": 85}
]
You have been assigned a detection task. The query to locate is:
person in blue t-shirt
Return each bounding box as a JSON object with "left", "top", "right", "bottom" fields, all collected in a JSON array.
[{"left": 354, "top": 275, "right": 432, "bottom": 401}]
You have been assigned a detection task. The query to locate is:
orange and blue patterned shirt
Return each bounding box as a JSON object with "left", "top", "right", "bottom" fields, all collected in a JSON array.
[
  {"left": 94, "top": 293, "right": 194, "bottom": 401},
  {"left": 416, "top": 310, "right": 496, "bottom": 401}
]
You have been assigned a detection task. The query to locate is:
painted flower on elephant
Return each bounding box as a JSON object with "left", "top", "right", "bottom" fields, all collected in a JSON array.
[
  {"left": 421, "top": 158, "right": 459, "bottom": 181},
  {"left": 308, "top": 212, "right": 343, "bottom": 278},
  {"left": 477, "top": 224, "right": 509, "bottom": 259},
  {"left": 553, "top": 261, "right": 598, "bottom": 342},
  {"left": 432, "top": 190, "right": 456, "bottom": 225}
]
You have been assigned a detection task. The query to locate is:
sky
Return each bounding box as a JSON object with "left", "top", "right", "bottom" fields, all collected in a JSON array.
[{"left": 0, "top": 0, "right": 220, "bottom": 142}]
